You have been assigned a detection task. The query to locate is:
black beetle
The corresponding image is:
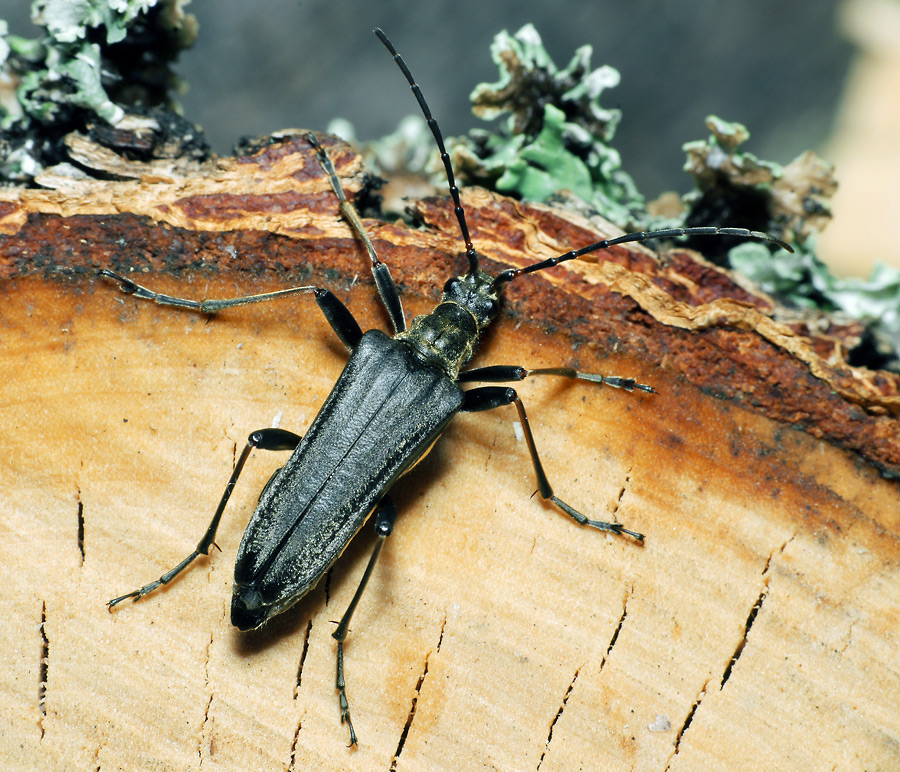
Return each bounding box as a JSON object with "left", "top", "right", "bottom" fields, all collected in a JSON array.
[{"left": 104, "top": 28, "right": 791, "bottom": 745}]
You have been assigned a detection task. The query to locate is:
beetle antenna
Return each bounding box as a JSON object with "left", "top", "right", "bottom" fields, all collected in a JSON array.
[
  {"left": 375, "top": 28, "right": 480, "bottom": 275},
  {"left": 492, "top": 226, "right": 794, "bottom": 288}
]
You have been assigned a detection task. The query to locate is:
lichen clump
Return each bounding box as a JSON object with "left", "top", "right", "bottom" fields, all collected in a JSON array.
[{"left": 0, "top": 0, "right": 197, "bottom": 181}]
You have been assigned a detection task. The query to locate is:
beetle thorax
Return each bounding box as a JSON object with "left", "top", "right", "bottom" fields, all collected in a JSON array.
[{"left": 398, "top": 269, "right": 501, "bottom": 379}]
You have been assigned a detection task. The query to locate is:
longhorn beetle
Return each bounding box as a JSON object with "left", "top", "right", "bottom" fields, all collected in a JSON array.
[{"left": 103, "top": 28, "right": 792, "bottom": 745}]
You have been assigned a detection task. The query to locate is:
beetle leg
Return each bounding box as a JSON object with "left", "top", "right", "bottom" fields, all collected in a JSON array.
[
  {"left": 107, "top": 428, "right": 302, "bottom": 609},
  {"left": 458, "top": 364, "right": 655, "bottom": 394},
  {"left": 307, "top": 132, "right": 407, "bottom": 336},
  {"left": 332, "top": 496, "right": 398, "bottom": 746},
  {"left": 100, "top": 270, "right": 364, "bottom": 352},
  {"left": 461, "top": 387, "right": 644, "bottom": 541}
]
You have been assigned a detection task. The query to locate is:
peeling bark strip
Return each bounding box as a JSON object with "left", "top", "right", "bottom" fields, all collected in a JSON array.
[{"left": 1, "top": 133, "right": 897, "bottom": 477}]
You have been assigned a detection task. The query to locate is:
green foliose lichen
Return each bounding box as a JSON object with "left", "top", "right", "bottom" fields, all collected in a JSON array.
[
  {"left": 684, "top": 116, "right": 899, "bottom": 370},
  {"left": 455, "top": 23, "right": 645, "bottom": 227},
  {"left": 1, "top": 0, "right": 197, "bottom": 181},
  {"left": 681, "top": 116, "right": 835, "bottom": 251}
]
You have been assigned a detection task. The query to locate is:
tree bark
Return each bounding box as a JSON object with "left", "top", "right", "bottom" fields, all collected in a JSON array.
[{"left": 2, "top": 133, "right": 898, "bottom": 772}]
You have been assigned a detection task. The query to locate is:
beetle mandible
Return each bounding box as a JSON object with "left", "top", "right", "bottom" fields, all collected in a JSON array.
[{"left": 103, "top": 27, "right": 792, "bottom": 745}]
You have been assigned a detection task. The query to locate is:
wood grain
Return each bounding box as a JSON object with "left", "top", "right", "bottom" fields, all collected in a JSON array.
[{"left": 1, "top": 133, "right": 898, "bottom": 772}]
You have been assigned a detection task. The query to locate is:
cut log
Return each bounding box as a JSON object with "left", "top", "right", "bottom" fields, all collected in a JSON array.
[{"left": 2, "top": 133, "right": 898, "bottom": 771}]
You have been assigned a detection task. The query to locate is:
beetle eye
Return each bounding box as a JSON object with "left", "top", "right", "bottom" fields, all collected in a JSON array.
[{"left": 443, "top": 277, "right": 458, "bottom": 294}]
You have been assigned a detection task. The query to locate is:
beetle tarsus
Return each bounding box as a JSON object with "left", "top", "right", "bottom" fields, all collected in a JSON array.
[
  {"left": 336, "top": 639, "right": 358, "bottom": 746},
  {"left": 329, "top": 500, "right": 397, "bottom": 746},
  {"left": 107, "top": 549, "right": 202, "bottom": 609},
  {"left": 551, "top": 495, "right": 645, "bottom": 541},
  {"left": 599, "top": 376, "right": 657, "bottom": 393}
]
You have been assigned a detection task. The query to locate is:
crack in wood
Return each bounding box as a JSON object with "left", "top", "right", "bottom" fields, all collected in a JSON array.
[
  {"left": 603, "top": 588, "right": 630, "bottom": 664},
  {"left": 721, "top": 539, "right": 785, "bottom": 691},
  {"left": 536, "top": 590, "right": 630, "bottom": 769},
  {"left": 294, "top": 619, "right": 313, "bottom": 698},
  {"left": 197, "top": 632, "right": 214, "bottom": 766},
  {"left": 287, "top": 710, "right": 305, "bottom": 772},
  {"left": 721, "top": 587, "right": 768, "bottom": 690},
  {"left": 611, "top": 472, "right": 631, "bottom": 516},
  {"left": 76, "top": 489, "right": 85, "bottom": 565},
  {"left": 762, "top": 533, "right": 794, "bottom": 576},
  {"left": 390, "top": 622, "right": 444, "bottom": 771},
  {"left": 389, "top": 654, "right": 430, "bottom": 771},
  {"left": 38, "top": 601, "right": 48, "bottom": 740},
  {"left": 837, "top": 618, "right": 858, "bottom": 655},
  {"left": 663, "top": 544, "right": 783, "bottom": 767},
  {"left": 536, "top": 666, "right": 581, "bottom": 771},
  {"left": 436, "top": 614, "right": 447, "bottom": 653},
  {"left": 666, "top": 679, "right": 709, "bottom": 768}
]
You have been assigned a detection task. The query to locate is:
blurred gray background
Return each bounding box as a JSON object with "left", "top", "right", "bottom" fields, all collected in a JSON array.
[{"left": 3, "top": 0, "right": 853, "bottom": 197}]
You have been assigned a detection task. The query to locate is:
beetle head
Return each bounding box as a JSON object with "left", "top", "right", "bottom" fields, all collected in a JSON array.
[{"left": 442, "top": 269, "right": 501, "bottom": 329}]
